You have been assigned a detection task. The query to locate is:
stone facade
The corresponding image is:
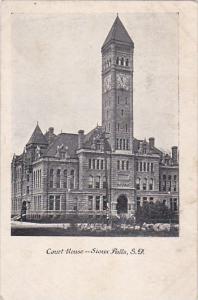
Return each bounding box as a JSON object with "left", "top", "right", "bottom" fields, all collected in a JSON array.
[{"left": 11, "top": 16, "right": 179, "bottom": 220}]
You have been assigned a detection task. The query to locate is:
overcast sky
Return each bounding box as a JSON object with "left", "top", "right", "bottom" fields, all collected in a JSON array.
[{"left": 11, "top": 12, "right": 178, "bottom": 154}]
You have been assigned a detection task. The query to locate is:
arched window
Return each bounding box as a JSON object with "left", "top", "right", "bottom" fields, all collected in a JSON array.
[
  {"left": 63, "top": 169, "right": 67, "bottom": 188},
  {"left": 95, "top": 176, "right": 100, "bottom": 189},
  {"left": 70, "top": 170, "right": 75, "bottom": 189},
  {"left": 143, "top": 178, "right": 147, "bottom": 190},
  {"left": 149, "top": 178, "right": 153, "bottom": 190},
  {"left": 88, "top": 175, "right": 93, "bottom": 189},
  {"left": 136, "top": 178, "right": 140, "bottom": 190}
]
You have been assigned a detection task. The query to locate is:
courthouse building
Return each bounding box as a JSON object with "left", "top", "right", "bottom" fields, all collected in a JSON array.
[{"left": 11, "top": 16, "right": 179, "bottom": 219}]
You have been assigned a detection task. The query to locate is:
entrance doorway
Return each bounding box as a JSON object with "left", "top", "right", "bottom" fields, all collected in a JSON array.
[{"left": 116, "top": 195, "right": 128, "bottom": 214}]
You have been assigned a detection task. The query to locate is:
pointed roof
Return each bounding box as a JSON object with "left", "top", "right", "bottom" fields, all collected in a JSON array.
[
  {"left": 27, "top": 124, "right": 48, "bottom": 145},
  {"left": 102, "top": 16, "right": 134, "bottom": 49}
]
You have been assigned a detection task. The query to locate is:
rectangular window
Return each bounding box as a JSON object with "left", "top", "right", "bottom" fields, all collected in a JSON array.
[
  {"left": 122, "top": 161, "right": 125, "bottom": 170},
  {"left": 170, "top": 198, "right": 173, "bottom": 211},
  {"left": 101, "top": 160, "right": 104, "bottom": 170},
  {"left": 103, "top": 177, "right": 107, "bottom": 189},
  {"left": 120, "top": 139, "right": 122, "bottom": 150},
  {"left": 103, "top": 196, "right": 107, "bottom": 210},
  {"left": 95, "top": 176, "right": 100, "bottom": 189},
  {"left": 56, "top": 169, "right": 61, "bottom": 188},
  {"left": 116, "top": 139, "right": 119, "bottom": 150},
  {"left": 123, "top": 139, "right": 126, "bottom": 150},
  {"left": 173, "top": 198, "right": 178, "bottom": 211},
  {"left": 147, "top": 163, "right": 150, "bottom": 172},
  {"left": 117, "top": 96, "right": 119, "bottom": 104},
  {"left": 143, "top": 197, "right": 147, "bottom": 205},
  {"left": 121, "top": 109, "right": 124, "bottom": 116},
  {"left": 26, "top": 186, "right": 29, "bottom": 194},
  {"left": 140, "top": 162, "right": 142, "bottom": 172},
  {"left": 92, "top": 159, "right": 95, "bottom": 169},
  {"left": 143, "top": 162, "right": 146, "bottom": 172},
  {"left": 136, "top": 161, "right": 138, "bottom": 171},
  {"left": 55, "top": 196, "right": 60, "bottom": 210},
  {"left": 89, "top": 159, "right": 92, "bottom": 169},
  {"left": 88, "top": 196, "right": 93, "bottom": 210},
  {"left": 125, "top": 124, "right": 128, "bottom": 132},
  {"left": 96, "top": 196, "right": 100, "bottom": 211},
  {"left": 149, "top": 197, "right": 154, "bottom": 203},
  {"left": 49, "top": 196, "right": 54, "bottom": 210},
  {"left": 125, "top": 97, "right": 128, "bottom": 104},
  {"left": 97, "top": 159, "right": 100, "bottom": 170},
  {"left": 117, "top": 160, "right": 120, "bottom": 170},
  {"left": 126, "top": 161, "right": 129, "bottom": 170},
  {"left": 174, "top": 175, "right": 177, "bottom": 181},
  {"left": 117, "top": 123, "right": 120, "bottom": 132},
  {"left": 151, "top": 163, "right": 154, "bottom": 172}
]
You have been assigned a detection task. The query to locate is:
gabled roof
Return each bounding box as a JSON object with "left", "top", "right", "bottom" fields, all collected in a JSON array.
[
  {"left": 45, "top": 133, "right": 78, "bottom": 158},
  {"left": 27, "top": 124, "right": 48, "bottom": 146},
  {"left": 102, "top": 16, "right": 134, "bottom": 49}
]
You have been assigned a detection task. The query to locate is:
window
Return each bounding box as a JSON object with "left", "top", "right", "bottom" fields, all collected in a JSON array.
[
  {"left": 26, "top": 186, "right": 29, "bottom": 194},
  {"left": 143, "top": 197, "right": 147, "bottom": 205},
  {"left": 149, "top": 197, "right": 154, "bottom": 203},
  {"left": 55, "top": 196, "right": 60, "bottom": 210},
  {"left": 123, "top": 139, "right": 126, "bottom": 150},
  {"left": 49, "top": 195, "right": 54, "bottom": 210},
  {"left": 97, "top": 159, "right": 100, "bottom": 170},
  {"left": 125, "top": 97, "right": 128, "bottom": 104},
  {"left": 88, "top": 175, "right": 93, "bottom": 189},
  {"left": 107, "top": 110, "right": 109, "bottom": 118},
  {"left": 173, "top": 181, "right": 177, "bottom": 192},
  {"left": 56, "top": 169, "right": 61, "bottom": 188},
  {"left": 147, "top": 163, "right": 150, "bottom": 172},
  {"left": 27, "top": 174, "right": 29, "bottom": 182},
  {"left": 151, "top": 163, "right": 154, "bottom": 172},
  {"left": 117, "top": 96, "right": 120, "bottom": 104},
  {"left": 96, "top": 196, "right": 100, "bottom": 210},
  {"left": 108, "top": 123, "right": 110, "bottom": 132},
  {"left": 92, "top": 159, "right": 96, "bottom": 169},
  {"left": 63, "top": 170, "right": 67, "bottom": 188},
  {"left": 101, "top": 160, "right": 104, "bottom": 170},
  {"left": 117, "top": 123, "right": 120, "bottom": 132},
  {"left": 163, "top": 199, "right": 166, "bottom": 205},
  {"left": 135, "top": 161, "right": 138, "bottom": 171},
  {"left": 143, "top": 178, "right": 147, "bottom": 190},
  {"left": 162, "top": 174, "right": 166, "bottom": 180},
  {"left": 149, "top": 178, "right": 153, "bottom": 190},
  {"left": 89, "top": 159, "right": 92, "bottom": 169},
  {"left": 116, "top": 139, "right": 119, "bottom": 149},
  {"left": 174, "top": 175, "right": 177, "bottom": 181},
  {"left": 126, "top": 161, "right": 129, "bottom": 170},
  {"left": 95, "top": 176, "right": 100, "bottom": 189},
  {"left": 125, "top": 124, "right": 128, "bottom": 132},
  {"left": 122, "top": 161, "right": 125, "bottom": 170},
  {"left": 121, "top": 109, "right": 124, "bottom": 116},
  {"left": 49, "top": 169, "right": 53, "bottom": 188},
  {"left": 116, "top": 57, "right": 119, "bottom": 65},
  {"left": 88, "top": 196, "right": 93, "bottom": 210},
  {"left": 120, "top": 139, "right": 122, "bottom": 150},
  {"left": 168, "top": 181, "right": 171, "bottom": 191},
  {"left": 143, "top": 162, "right": 146, "bottom": 172},
  {"left": 117, "top": 160, "right": 120, "bottom": 170},
  {"left": 168, "top": 175, "right": 171, "bottom": 180},
  {"left": 103, "top": 177, "right": 107, "bottom": 189},
  {"left": 173, "top": 198, "right": 178, "bottom": 211},
  {"left": 121, "top": 57, "right": 124, "bottom": 65},
  {"left": 137, "top": 197, "right": 141, "bottom": 209},
  {"left": 70, "top": 170, "right": 75, "bottom": 189},
  {"left": 136, "top": 178, "right": 140, "bottom": 190},
  {"left": 126, "top": 59, "right": 129, "bottom": 66},
  {"left": 140, "top": 162, "right": 142, "bottom": 172},
  {"left": 103, "top": 196, "right": 107, "bottom": 210}
]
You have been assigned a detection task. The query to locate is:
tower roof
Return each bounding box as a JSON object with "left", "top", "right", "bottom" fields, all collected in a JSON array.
[
  {"left": 102, "top": 15, "right": 134, "bottom": 49},
  {"left": 27, "top": 124, "right": 48, "bottom": 146}
]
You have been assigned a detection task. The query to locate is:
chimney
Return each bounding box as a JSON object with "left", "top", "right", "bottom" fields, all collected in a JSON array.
[
  {"left": 149, "top": 137, "right": 155, "bottom": 148},
  {"left": 172, "top": 146, "right": 178, "bottom": 164},
  {"left": 78, "top": 130, "right": 84, "bottom": 149},
  {"left": 49, "top": 127, "right": 54, "bottom": 134}
]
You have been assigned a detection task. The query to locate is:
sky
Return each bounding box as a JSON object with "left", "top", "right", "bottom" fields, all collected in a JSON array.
[{"left": 11, "top": 12, "right": 179, "bottom": 154}]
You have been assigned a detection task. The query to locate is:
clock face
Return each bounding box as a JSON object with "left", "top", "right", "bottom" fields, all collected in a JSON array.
[
  {"left": 116, "top": 73, "right": 130, "bottom": 90},
  {"left": 103, "top": 74, "right": 112, "bottom": 93}
]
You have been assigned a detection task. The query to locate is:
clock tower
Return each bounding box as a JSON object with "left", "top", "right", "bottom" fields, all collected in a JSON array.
[{"left": 101, "top": 16, "right": 134, "bottom": 152}]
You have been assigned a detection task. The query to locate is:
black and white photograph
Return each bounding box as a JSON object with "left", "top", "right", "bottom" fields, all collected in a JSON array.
[{"left": 10, "top": 12, "right": 180, "bottom": 236}]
